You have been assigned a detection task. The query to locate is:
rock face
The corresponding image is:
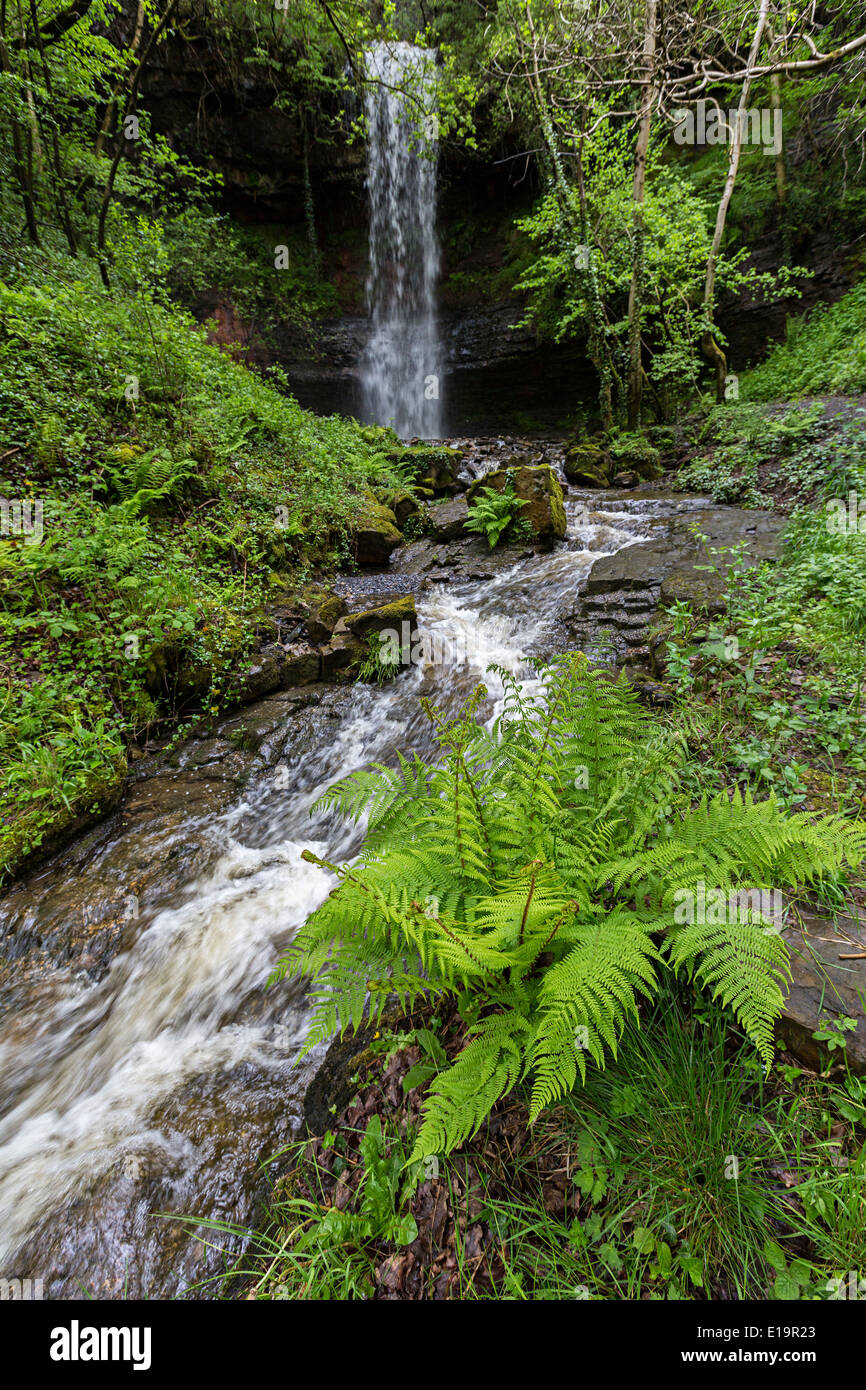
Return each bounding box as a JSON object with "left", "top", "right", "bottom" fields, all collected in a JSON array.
[
  {"left": 778, "top": 907, "right": 866, "bottom": 1074},
  {"left": 563, "top": 500, "right": 786, "bottom": 670},
  {"left": 424, "top": 497, "right": 470, "bottom": 541},
  {"left": 352, "top": 495, "right": 404, "bottom": 566},
  {"left": 467, "top": 464, "right": 567, "bottom": 546},
  {"left": 585, "top": 506, "right": 784, "bottom": 597}
]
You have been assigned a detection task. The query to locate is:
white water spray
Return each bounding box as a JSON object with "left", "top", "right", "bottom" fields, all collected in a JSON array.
[{"left": 360, "top": 42, "right": 443, "bottom": 438}]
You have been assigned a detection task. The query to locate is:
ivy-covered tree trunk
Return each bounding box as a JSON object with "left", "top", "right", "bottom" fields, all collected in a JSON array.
[
  {"left": 702, "top": 0, "right": 771, "bottom": 401},
  {"left": 626, "top": 0, "right": 658, "bottom": 431},
  {"left": 302, "top": 109, "right": 321, "bottom": 278}
]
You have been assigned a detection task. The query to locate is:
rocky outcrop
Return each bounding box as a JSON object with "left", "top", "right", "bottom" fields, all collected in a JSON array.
[
  {"left": 563, "top": 501, "right": 786, "bottom": 671},
  {"left": 297, "top": 587, "right": 348, "bottom": 644},
  {"left": 424, "top": 497, "right": 470, "bottom": 541},
  {"left": 777, "top": 906, "right": 866, "bottom": 1074},
  {"left": 352, "top": 495, "right": 404, "bottom": 566}
]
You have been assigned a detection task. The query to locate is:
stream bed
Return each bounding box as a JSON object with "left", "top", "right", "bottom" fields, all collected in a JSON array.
[{"left": 0, "top": 470, "right": 759, "bottom": 1298}]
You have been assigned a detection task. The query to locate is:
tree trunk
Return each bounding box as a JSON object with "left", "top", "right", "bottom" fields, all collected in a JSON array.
[
  {"left": 96, "top": 0, "right": 180, "bottom": 288},
  {"left": 769, "top": 69, "right": 790, "bottom": 263},
  {"left": 522, "top": 1, "right": 616, "bottom": 428},
  {"left": 0, "top": 28, "right": 40, "bottom": 243},
  {"left": 702, "top": 0, "right": 771, "bottom": 401},
  {"left": 626, "top": 0, "right": 658, "bottom": 431},
  {"left": 28, "top": 0, "right": 78, "bottom": 253}
]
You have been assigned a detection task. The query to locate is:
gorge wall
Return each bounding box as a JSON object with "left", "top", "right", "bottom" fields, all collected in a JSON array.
[{"left": 139, "top": 32, "right": 864, "bottom": 434}]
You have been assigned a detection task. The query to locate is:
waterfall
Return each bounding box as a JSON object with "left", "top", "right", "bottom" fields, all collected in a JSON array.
[{"left": 360, "top": 42, "right": 443, "bottom": 439}]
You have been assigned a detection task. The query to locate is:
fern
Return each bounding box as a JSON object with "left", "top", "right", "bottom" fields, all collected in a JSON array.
[
  {"left": 464, "top": 475, "right": 528, "bottom": 547},
  {"left": 274, "top": 652, "right": 866, "bottom": 1159}
]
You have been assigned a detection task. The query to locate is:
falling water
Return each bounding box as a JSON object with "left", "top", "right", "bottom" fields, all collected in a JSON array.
[{"left": 360, "top": 42, "right": 443, "bottom": 439}]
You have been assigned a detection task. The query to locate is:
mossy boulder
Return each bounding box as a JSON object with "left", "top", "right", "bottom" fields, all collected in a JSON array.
[
  {"left": 323, "top": 597, "right": 419, "bottom": 682},
  {"left": 352, "top": 494, "right": 403, "bottom": 567},
  {"left": 298, "top": 586, "right": 348, "bottom": 644},
  {"left": 467, "top": 465, "right": 566, "bottom": 546},
  {"left": 564, "top": 442, "right": 611, "bottom": 487},
  {"left": 386, "top": 444, "right": 462, "bottom": 494},
  {"left": 343, "top": 595, "right": 419, "bottom": 644},
  {"left": 373, "top": 487, "right": 419, "bottom": 529},
  {"left": 608, "top": 433, "right": 663, "bottom": 481}
]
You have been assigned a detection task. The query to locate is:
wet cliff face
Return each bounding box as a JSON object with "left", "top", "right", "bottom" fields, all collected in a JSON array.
[
  {"left": 141, "top": 38, "right": 366, "bottom": 223},
  {"left": 139, "top": 41, "right": 860, "bottom": 432}
]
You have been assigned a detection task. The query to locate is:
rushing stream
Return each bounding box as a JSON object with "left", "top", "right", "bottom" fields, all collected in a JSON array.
[{"left": 0, "top": 480, "right": 715, "bottom": 1297}]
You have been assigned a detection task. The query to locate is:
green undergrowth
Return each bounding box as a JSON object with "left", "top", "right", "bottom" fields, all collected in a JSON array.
[
  {"left": 675, "top": 399, "right": 866, "bottom": 508},
  {"left": 743, "top": 278, "right": 866, "bottom": 402},
  {"left": 184, "top": 992, "right": 866, "bottom": 1301},
  {"left": 656, "top": 507, "right": 866, "bottom": 830},
  {"left": 0, "top": 244, "right": 414, "bottom": 878}
]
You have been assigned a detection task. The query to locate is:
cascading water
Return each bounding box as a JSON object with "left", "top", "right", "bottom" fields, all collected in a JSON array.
[
  {"left": 0, "top": 481, "right": 709, "bottom": 1296},
  {"left": 360, "top": 42, "right": 443, "bottom": 439}
]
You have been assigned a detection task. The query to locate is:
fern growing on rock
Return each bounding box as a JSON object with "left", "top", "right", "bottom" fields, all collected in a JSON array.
[
  {"left": 272, "top": 653, "right": 866, "bottom": 1162},
  {"left": 465, "top": 477, "right": 528, "bottom": 547}
]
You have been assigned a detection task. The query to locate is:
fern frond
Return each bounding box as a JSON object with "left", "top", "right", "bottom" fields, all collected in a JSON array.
[
  {"left": 666, "top": 913, "right": 792, "bottom": 1065},
  {"left": 410, "top": 1010, "right": 531, "bottom": 1160},
  {"left": 527, "top": 908, "right": 660, "bottom": 1119}
]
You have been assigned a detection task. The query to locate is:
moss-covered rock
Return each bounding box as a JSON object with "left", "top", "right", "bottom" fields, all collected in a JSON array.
[
  {"left": 323, "top": 597, "right": 419, "bottom": 683},
  {"left": 564, "top": 442, "right": 610, "bottom": 487},
  {"left": 373, "top": 487, "right": 419, "bottom": 529},
  {"left": 298, "top": 586, "right": 348, "bottom": 644},
  {"left": 608, "top": 433, "right": 663, "bottom": 481},
  {"left": 351, "top": 494, "right": 403, "bottom": 567},
  {"left": 343, "top": 595, "right": 419, "bottom": 644},
  {"left": 467, "top": 465, "right": 566, "bottom": 546},
  {"left": 386, "top": 444, "right": 463, "bottom": 494}
]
